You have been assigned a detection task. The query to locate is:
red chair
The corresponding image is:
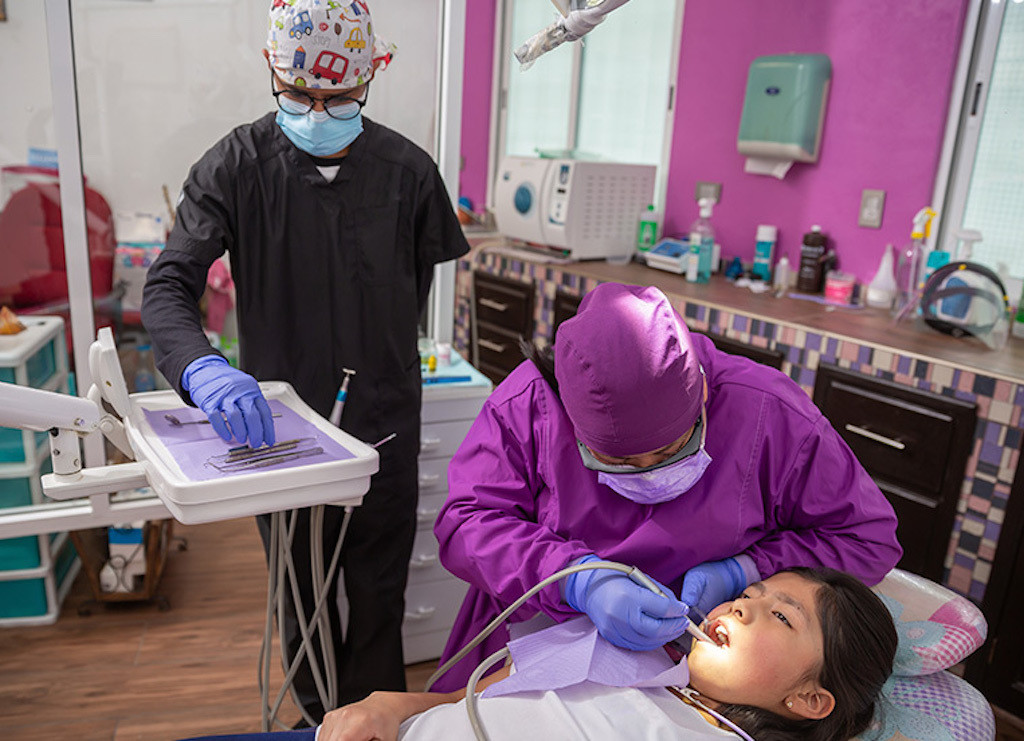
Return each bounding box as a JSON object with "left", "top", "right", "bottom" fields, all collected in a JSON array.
[{"left": 0, "top": 167, "right": 120, "bottom": 355}]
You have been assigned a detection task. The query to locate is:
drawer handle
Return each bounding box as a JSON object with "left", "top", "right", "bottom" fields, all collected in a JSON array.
[
  {"left": 479, "top": 297, "right": 509, "bottom": 312},
  {"left": 410, "top": 553, "right": 439, "bottom": 569},
  {"left": 404, "top": 606, "right": 436, "bottom": 621},
  {"left": 420, "top": 436, "right": 441, "bottom": 453},
  {"left": 844, "top": 424, "right": 906, "bottom": 451},
  {"left": 417, "top": 507, "right": 440, "bottom": 523},
  {"left": 418, "top": 473, "right": 442, "bottom": 487},
  {"left": 478, "top": 338, "right": 507, "bottom": 353}
]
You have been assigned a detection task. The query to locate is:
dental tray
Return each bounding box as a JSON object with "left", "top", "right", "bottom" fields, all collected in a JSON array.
[{"left": 123, "top": 382, "right": 379, "bottom": 524}]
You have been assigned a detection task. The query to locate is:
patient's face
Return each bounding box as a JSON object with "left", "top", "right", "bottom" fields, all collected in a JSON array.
[{"left": 686, "top": 572, "right": 824, "bottom": 709}]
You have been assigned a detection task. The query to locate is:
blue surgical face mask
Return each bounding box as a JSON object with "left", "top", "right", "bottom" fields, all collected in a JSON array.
[
  {"left": 583, "top": 403, "right": 712, "bottom": 505},
  {"left": 275, "top": 107, "right": 363, "bottom": 157}
]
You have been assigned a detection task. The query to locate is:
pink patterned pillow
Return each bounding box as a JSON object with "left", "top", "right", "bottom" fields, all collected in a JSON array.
[{"left": 871, "top": 569, "right": 987, "bottom": 677}]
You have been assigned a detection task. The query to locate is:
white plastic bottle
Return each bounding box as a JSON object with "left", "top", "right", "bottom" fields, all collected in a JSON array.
[
  {"left": 687, "top": 198, "right": 715, "bottom": 284},
  {"left": 865, "top": 243, "right": 898, "bottom": 309},
  {"left": 773, "top": 256, "right": 791, "bottom": 295}
]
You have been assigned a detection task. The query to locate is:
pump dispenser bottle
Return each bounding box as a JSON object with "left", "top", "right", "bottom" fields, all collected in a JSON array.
[{"left": 687, "top": 198, "right": 715, "bottom": 283}]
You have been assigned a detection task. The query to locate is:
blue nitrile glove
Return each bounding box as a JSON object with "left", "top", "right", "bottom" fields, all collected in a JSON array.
[
  {"left": 563, "top": 555, "right": 692, "bottom": 652},
  {"left": 680, "top": 556, "right": 760, "bottom": 619},
  {"left": 182, "top": 355, "right": 276, "bottom": 448}
]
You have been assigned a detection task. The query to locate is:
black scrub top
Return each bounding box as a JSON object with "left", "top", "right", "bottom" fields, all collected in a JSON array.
[{"left": 142, "top": 113, "right": 470, "bottom": 466}]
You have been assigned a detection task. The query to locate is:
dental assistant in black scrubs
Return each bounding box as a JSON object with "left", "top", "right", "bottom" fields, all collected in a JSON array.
[{"left": 142, "top": 0, "right": 469, "bottom": 724}]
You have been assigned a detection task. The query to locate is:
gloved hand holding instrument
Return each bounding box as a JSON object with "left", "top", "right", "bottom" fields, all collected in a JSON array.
[
  {"left": 182, "top": 355, "right": 277, "bottom": 448},
  {"left": 563, "top": 554, "right": 692, "bottom": 651}
]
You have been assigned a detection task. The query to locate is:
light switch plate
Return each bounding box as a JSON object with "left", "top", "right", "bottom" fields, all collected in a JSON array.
[
  {"left": 695, "top": 181, "right": 722, "bottom": 204},
  {"left": 859, "top": 189, "right": 886, "bottom": 228}
]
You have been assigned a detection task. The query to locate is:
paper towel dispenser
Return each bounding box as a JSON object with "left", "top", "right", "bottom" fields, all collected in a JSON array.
[{"left": 737, "top": 54, "right": 831, "bottom": 175}]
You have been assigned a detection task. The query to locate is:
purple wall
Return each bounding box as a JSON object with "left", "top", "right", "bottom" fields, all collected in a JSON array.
[
  {"left": 460, "top": 0, "right": 969, "bottom": 283},
  {"left": 459, "top": 2, "right": 498, "bottom": 214}
]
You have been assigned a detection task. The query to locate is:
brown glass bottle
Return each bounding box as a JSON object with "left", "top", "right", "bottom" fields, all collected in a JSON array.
[{"left": 796, "top": 226, "right": 828, "bottom": 293}]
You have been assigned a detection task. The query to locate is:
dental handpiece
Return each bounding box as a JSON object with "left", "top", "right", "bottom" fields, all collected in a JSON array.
[{"left": 626, "top": 566, "right": 715, "bottom": 645}]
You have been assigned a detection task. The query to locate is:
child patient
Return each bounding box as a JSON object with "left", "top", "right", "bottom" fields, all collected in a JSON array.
[{"left": 318, "top": 567, "right": 897, "bottom": 741}]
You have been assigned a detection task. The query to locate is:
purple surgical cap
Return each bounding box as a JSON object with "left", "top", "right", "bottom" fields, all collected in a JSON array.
[{"left": 554, "top": 283, "right": 702, "bottom": 458}]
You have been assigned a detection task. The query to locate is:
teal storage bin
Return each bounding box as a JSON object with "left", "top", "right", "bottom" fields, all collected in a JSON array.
[
  {"left": 0, "top": 578, "right": 48, "bottom": 619},
  {"left": 24, "top": 338, "right": 57, "bottom": 388},
  {"left": 0, "top": 457, "right": 53, "bottom": 570},
  {"left": 0, "top": 536, "right": 78, "bottom": 620},
  {"left": 0, "top": 427, "right": 47, "bottom": 464}
]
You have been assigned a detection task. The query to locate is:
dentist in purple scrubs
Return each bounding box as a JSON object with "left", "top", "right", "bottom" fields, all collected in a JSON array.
[{"left": 432, "top": 282, "right": 901, "bottom": 690}]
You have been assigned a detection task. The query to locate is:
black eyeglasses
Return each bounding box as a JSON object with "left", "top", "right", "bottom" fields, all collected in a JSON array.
[{"left": 271, "top": 72, "right": 368, "bottom": 120}]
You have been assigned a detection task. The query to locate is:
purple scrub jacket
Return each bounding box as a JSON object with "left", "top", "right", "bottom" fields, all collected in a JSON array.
[{"left": 433, "top": 333, "right": 902, "bottom": 691}]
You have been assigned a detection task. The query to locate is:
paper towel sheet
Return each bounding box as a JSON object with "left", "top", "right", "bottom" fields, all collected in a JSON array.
[
  {"left": 482, "top": 616, "right": 689, "bottom": 698},
  {"left": 745, "top": 157, "right": 793, "bottom": 179}
]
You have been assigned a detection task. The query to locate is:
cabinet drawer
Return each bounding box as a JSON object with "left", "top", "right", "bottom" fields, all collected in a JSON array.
[
  {"left": 474, "top": 272, "right": 534, "bottom": 335},
  {"left": 416, "top": 458, "right": 450, "bottom": 498},
  {"left": 422, "top": 393, "right": 489, "bottom": 425},
  {"left": 813, "top": 365, "right": 974, "bottom": 496},
  {"left": 420, "top": 419, "right": 474, "bottom": 459},
  {"left": 407, "top": 527, "right": 452, "bottom": 584},
  {"left": 402, "top": 576, "right": 469, "bottom": 640},
  {"left": 415, "top": 491, "right": 447, "bottom": 532},
  {"left": 476, "top": 324, "right": 524, "bottom": 375}
]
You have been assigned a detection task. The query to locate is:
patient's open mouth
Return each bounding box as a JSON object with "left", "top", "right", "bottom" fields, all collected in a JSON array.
[{"left": 707, "top": 619, "right": 730, "bottom": 647}]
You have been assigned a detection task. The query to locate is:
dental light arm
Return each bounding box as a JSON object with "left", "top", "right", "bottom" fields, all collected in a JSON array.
[{"left": 514, "top": 0, "right": 633, "bottom": 68}]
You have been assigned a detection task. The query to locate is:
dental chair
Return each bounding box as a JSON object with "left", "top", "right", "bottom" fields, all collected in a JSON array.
[
  {"left": 857, "top": 568, "right": 995, "bottom": 741},
  {"left": 178, "top": 568, "right": 996, "bottom": 741}
]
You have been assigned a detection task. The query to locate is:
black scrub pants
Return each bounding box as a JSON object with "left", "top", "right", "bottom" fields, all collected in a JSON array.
[{"left": 256, "top": 463, "right": 418, "bottom": 723}]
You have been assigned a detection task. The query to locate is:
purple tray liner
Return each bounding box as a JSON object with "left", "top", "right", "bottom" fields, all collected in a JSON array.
[{"left": 140, "top": 400, "right": 356, "bottom": 482}]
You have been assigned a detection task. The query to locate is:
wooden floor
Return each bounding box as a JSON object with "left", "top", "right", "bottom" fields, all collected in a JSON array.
[
  {"left": 1, "top": 516, "right": 1022, "bottom": 741},
  {"left": 0, "top": 518, "right": 435, "bottom": 740}
]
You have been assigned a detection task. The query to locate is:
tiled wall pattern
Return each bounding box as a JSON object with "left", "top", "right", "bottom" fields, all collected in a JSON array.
[{"left": 456, "top": 254, "right": 1024, "bottom": 605}]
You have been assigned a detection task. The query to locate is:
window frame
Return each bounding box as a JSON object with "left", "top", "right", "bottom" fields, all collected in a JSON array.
[
  {"left": 486, "top": 0, "right": 685, "bottom": 216},
  {"left": 933, "top": 0, "right": 1020, "bottom": 285}
]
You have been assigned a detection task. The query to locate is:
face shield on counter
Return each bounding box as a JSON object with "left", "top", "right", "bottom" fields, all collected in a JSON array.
[{"left": 911, "top": 261, "right": 1011, "bottom": 350}]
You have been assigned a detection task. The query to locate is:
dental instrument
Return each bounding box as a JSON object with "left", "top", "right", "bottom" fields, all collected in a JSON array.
[
  {"left": 329, "top": 368, "right": 356, "bottom": 426},
  {"left": 217, "top": 446, "right": 325, "bottom": 472},
  {"left": 164, "top": 411, "right": 282, "bottom": 426},
  {"left": 514, "top": 0, "right": 633, "bottom": 68}
]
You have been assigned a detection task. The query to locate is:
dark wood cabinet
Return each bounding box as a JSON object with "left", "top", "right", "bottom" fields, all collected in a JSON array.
[
  {"left": 701, "top": 332, "right": 784, "bottom": 369},
  {"left": 471, "top": 272, "right": 534, "bottom": 385},
  {"left": 552, "top": 290, "right": 582, "bottom": 337},
  {"left": 813, "top": 364, "right": 977, "bottom": 583}
]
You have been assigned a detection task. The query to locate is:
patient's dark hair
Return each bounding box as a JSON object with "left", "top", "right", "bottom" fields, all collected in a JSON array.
[{"left": 716, "top": 567, "right": 897, "bottom": 741}]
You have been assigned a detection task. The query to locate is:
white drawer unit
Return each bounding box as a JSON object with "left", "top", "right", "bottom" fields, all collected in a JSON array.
[{"left": 402, "top": 351, "right": 491, "bottom": 665}]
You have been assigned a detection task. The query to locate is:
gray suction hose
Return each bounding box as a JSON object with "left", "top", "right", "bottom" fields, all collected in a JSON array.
[{"left": 424, "top": 560, "right": 672, "bottom": 741}]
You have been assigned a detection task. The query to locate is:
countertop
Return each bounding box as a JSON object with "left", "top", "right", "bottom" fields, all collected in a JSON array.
[{"left": 465, "top": 236, "right": 1024, "bottom": 384}]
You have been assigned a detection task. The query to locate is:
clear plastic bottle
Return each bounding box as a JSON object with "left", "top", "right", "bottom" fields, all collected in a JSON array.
[
  {"left": 687, "top": 198, "right": 715, "bottom": 284},
  {"left": 893, "top": 207, "right": 936, "bottom": 319}
]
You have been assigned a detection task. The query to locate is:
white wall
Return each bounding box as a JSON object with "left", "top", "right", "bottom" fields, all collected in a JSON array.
[{"left": 0, "top": 0, "right": 442, "bottom": 223}]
